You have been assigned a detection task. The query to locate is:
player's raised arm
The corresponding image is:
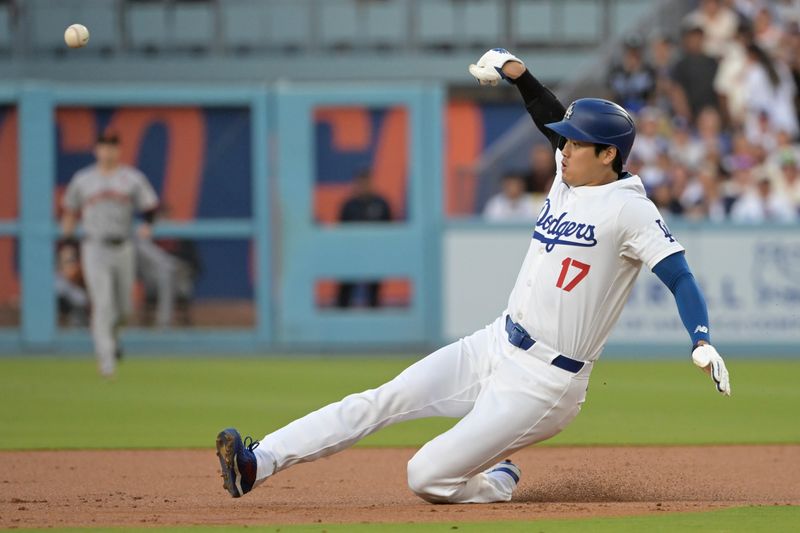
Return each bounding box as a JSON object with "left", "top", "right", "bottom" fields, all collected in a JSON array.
[{"left": 468, "top": 48, "right": 566, "bottom": 152}]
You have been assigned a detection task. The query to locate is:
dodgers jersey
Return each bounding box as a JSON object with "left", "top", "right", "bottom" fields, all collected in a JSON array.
[
  {"left": 506, "top": 150, "right": 683, "bottom": 361},
  {"left": 63, "top": 164, "right": 158, "bottom": 240}
]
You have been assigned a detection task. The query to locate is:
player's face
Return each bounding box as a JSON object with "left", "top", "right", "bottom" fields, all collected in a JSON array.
[
  {"left": 94, "top": 143, "right": 120, "bottom": 168},
  {"left": 560, "top": 139, "right": 617, "bottom": 187}
]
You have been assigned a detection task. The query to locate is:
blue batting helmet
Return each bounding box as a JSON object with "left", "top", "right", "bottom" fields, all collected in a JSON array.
[{"left": 545, "top": 98, "right": 636, "bottom": 163}]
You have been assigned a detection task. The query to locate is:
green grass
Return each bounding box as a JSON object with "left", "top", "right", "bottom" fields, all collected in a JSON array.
[
  {"left": 12, "top": 505, "right": 800, "bottom": 532},
  {"left": 0, "top": 357, "right": 798, "bottom": 449}
]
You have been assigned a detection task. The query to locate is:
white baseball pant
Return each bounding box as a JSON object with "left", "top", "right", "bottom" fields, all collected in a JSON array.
[{"left": 253, "top": 315, "right": 591, "bottom": 503}]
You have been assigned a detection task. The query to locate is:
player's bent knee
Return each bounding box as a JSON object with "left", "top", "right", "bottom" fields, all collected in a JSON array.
[{"left": 406, "top": 456, "right": 454, "bottom": 504}]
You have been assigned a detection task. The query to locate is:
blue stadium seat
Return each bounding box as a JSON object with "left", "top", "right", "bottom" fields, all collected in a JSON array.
[
  {"left": 127, "top": 1, "right": 168, "bottom": 52},
  {"left": 0, "top": 4, "right": 11, "bottom": 52},
  {"left": 75, "top": 0, "right": 118, "bottom": 52},
  {"left": 222, "top": 0, "right": 266, "bottom": 52},
  {"left": 463, "top": 0, "right": 502, "bottom": 46},
  {"left": 562, "top": 0, "right": 599, "bottom": 42},
  {"left": 363, "top": 1, "right": 407, "bottom": 48},
  {"left": 319, "top": 0, "right": 359, "bottom": 49},
  {"left": 513, "top": 0, "right": 553, "bottom": 44},
  {"left": 173, "top": 1, "right": 213, "bottom": 51},
  {"left": 265, "top": 1, "right": 311, "bottom": 51},
  {"left": 418, "top": 0, "right": 457, "bottom": 48},
  {"left": 28, "top": 0, "right": 73, "bottom": 52}
]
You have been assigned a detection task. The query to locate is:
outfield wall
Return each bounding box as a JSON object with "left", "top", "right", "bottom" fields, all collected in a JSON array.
[{"left": 0, "top": 83, "right": 798, "bottom": 356}]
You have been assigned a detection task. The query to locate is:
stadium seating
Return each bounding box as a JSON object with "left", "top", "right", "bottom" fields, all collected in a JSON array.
[
  {"left": 462, "top": 0, "right": 502, "bottom": 47},
  {"left": 562, "top": 0, "right": 601, "bottom": 43},
  {"left": 173, "top": 0, "right": 214, "bottom": 53},
  {"left": 265, "top": 1, "right": 312, "bottom": 52},
  {"left": 418, "top": 0, "right": 458, "bottom": 49},
  {"left": 363, "top": 1, "right": 407, "bottom": 49},
  {"left": 512, "top": 0, "right": 553, "bottom": 44},
  {"left": 126, "top": 0, "right": 169, "bottom": 53},
  {"left": 221, "top": 0, "right": 265, "bottom": 53},
  {"left": 0, "top": 2, "right": 11, "bottom": 54},
  {"left": 319, "top": 0, "right": 359, "bottom": 50},
  {"left": 5, "top": 0, "right": 664, "bottom": 85}
]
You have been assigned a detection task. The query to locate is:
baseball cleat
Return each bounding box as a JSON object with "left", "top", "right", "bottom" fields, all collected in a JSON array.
[
  {"left": 487, "top": 459, "right": 521, "bottom": 486},
  {"left": 215, "top": 428, "right": 259, "bottom": 498}
]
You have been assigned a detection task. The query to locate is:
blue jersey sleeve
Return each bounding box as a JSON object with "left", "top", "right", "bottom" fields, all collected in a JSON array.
[{"left": 652, "top": 251, "right": 711, "bottom": 347}]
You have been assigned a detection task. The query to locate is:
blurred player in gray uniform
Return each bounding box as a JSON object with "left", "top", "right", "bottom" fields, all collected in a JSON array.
[{"left": 61, "top": 133, "right": 159, "bottom": 378}]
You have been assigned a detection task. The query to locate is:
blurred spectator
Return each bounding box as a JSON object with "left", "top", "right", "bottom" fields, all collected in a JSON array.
[
  {"left": 483, "top": 173, "right": 540, "bottom": 222},
  {"left": 682, "top": 167, "right": 728, "bottom": 221},
  {"left": 714, "top": 23, "right": 753, "bottom": 127},
  {"left": 626, "top": 153, "right": 644, "bottom": 176},
  {"left": 649, "top": 34, "right": 678, "bottom": 114},
  {"left": 782, "top": 26, "right": 800, "bottom": 128},
  {"left": 752, "top": 6, "right": 784, "bottom": 54},
  {"left": 684, "top": 0, "right": 739, "bottom": 58},
  {"left": 722, "top": 131, "right": 757, "bottom": 173},
  {"left": 768, "top": 129, "right": 800, "bottom": 167},
  {"left": 668, "top": 117, "right": 706, "bottom": 169},
  {"left": 338, "top": 168, "right": 392, "bottom": 223},
  {"left": 730, "top": 176, "right": 797, "bottom": 222},
  {"left": 630, "top": 107, "right": 668, "bottom": 165},
  {"left": 700, "top": 167, "right": 730, "bottom": 221},
  {"left": 742, "top": 43, "right": 799, "bottom": 141},
  {"left": 337, "top": 169, "right": 392, "bottom": 308},
  {"left": 731, "top": 0, "right": 763, "bottom": 21},
  {"left": 775, "top": 0, "right": 800, "bottom": 27},
  {"left": 56, "top": 243, "right": 89, "bottom": 327},
  {"left": 640, "top": 149, "right": 672, "bottom": 192},
  {"left": 524, "top": 144, "right": 556, "bottom": 194},
  {"left": 695, "top": 107, "right": 729, "bottom": 167},
  {"left": 769, "top": 154, "right": 800, "bottom": 209},
  {"left": 607, "top": 35, "right": 656, "bottom": 113},
  {"left": 745, "top": 111, "right": 781, "bottom": 152},
  {"left": 670, "top": 24, "right": 720, "bottom": 123}
]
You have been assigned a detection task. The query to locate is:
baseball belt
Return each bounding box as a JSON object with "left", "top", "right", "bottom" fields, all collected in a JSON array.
[{"left": 504, "top": 315, "right": 585, "bottom": 374}]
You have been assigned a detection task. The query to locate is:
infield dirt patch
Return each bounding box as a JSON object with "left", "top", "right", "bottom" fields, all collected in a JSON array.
[{"left": 1, "top": 445, "right": 798, "bottom": 528}]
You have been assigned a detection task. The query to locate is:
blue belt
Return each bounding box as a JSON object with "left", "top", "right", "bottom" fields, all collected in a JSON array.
[{"left": 504, "top": 315, "right": 585, "bottom": 374}]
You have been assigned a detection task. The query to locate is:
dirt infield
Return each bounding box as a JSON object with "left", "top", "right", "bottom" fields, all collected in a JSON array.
[{"left": 1, "top": 445, "right": 798, "bottom": 528}]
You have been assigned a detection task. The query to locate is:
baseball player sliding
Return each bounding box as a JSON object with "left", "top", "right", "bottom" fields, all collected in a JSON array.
[
  {"left": 61, "top": 133, "right": 159, "bottom": 378},
  {"left": 216, "top": 49, "right": 731, "bottom": 504}
]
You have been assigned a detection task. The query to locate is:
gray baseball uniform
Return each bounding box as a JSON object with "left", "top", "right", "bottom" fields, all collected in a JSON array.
[{"left": 63, "top": 164, "right": 158, "bottom": 376}]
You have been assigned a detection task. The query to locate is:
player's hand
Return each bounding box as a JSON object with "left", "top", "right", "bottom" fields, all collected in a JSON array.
[
  {"left": 691, "top": 344, "right": 731, "bottom": 396},
  {"left": 468, "top": 48, "right": 523, "bottom": 86}
]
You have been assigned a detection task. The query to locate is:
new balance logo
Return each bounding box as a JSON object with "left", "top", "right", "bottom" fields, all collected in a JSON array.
[{"left": 694, "top": 325, "right": 709, "bottom": 334}]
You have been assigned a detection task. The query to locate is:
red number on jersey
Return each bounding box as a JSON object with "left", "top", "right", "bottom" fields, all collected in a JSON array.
[{"left": 556, "top": 257, "right": 591, "bottom": 292}]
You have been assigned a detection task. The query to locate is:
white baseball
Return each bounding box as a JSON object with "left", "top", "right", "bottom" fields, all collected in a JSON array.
[{"left": 64, "top": 24, "right": 90, "bottom": 49}]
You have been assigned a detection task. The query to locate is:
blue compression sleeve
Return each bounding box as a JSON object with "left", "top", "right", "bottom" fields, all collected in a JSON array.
[{"left": 652, "top": 251, "right": 711, "bottom": 347}]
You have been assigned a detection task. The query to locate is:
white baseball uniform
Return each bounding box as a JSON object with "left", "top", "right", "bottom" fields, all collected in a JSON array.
[
  {"left": 250, "top": 148, "right": 683, "bottom": 503},
  {"left": 63, "top": 164, "right": 158, "bottom": 376}
]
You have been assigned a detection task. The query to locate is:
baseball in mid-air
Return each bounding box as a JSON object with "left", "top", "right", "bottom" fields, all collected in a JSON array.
[{"left": 64, "top": 24, "right": 90, "bottom": 49}]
